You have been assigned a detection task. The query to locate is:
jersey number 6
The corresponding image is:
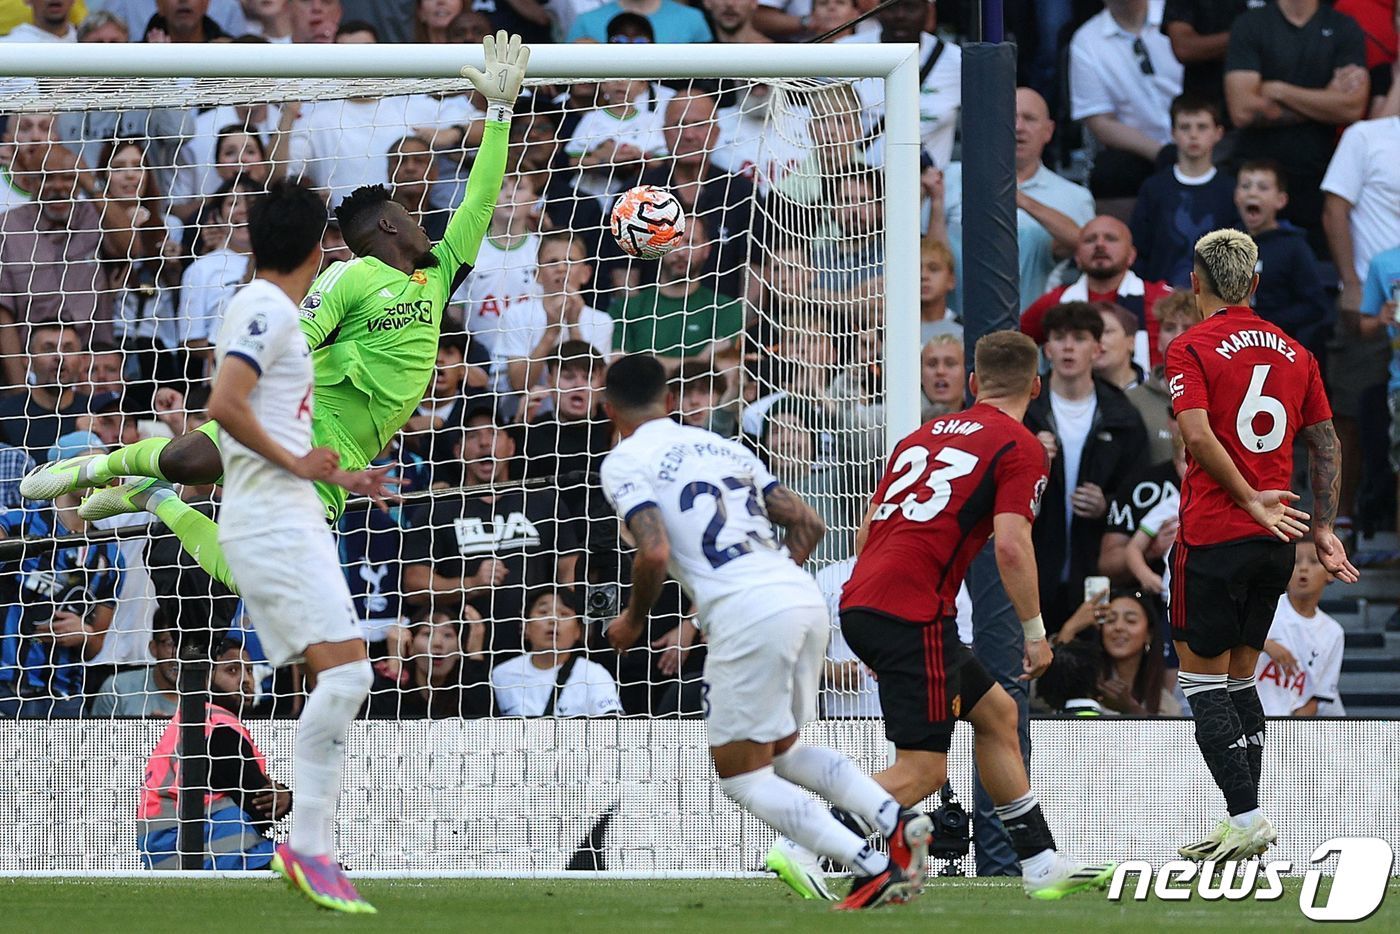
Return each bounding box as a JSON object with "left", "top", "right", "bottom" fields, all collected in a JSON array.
[
  {"left": 873, "top": 446, "right": 979, "bottom": 522},
  {"left": 1237, "top": 364, "right": 1286, "bottom": 454}
]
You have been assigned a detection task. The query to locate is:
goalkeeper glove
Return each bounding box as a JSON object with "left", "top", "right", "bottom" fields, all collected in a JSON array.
[{"left": 462, "top": 30, "right": 531, "bottom": 123}]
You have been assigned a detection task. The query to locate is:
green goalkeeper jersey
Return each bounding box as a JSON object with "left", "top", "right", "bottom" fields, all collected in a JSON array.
[{"left": 296, "top": 119, "right": 509, "bottom": 459}]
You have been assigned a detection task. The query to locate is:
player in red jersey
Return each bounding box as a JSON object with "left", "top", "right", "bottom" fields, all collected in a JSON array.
[
  {"left": 840, "top": 331, "right": 1116, "bottom": 901},
  {"left": 1167, "top": 229, "right": 1359, "bottom": 864}
]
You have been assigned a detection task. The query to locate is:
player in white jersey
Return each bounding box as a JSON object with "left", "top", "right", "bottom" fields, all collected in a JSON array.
[
  {"left": 599, "top": 354, "right": 932, "bottom": 910},
  {"left": 204, "top": 182, "right": 395, "bottom": 914}
]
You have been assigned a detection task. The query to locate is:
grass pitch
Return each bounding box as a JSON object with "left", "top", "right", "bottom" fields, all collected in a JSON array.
[{"left": 3, "top": 877, "right": 1397, "bottom": 933}]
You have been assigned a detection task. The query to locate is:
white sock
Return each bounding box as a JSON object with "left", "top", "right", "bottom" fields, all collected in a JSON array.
[
  {"left": 288, "top": 659, "right": 372, "bottom": 856},
  {"left": 1021, "top": 848, "right": 1057, "bottom": 879},
  {"left": 772, "top": 743, "right": 900, "bottom": 839},
  {"left": 1230, "top": 807, "right": 1262, "bottom": 829},
  {"left": 719, "top": 766, "right": 889, "bottom": 876}
]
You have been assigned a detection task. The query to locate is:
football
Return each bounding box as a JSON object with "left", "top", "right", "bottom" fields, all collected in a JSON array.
[{"left": 610, "top": 185, "right": 686, "bottom": 259}]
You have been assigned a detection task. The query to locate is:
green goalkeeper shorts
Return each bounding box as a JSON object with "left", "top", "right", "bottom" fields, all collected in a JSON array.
[{"left": 196, "top": 390, "right": 377, "bottom": 524}]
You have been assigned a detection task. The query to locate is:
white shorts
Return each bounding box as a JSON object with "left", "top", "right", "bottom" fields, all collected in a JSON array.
[
  {"left": 701, "top": 603, "right": 829, "bottom": 747},
  {"left": 221, "top": 526, "right": 363, "bottom": 667}
]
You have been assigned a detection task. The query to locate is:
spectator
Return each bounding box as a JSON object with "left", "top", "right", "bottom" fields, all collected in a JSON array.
[
  {"left": 415, "top": 0, "right": 458, "bottom": 42},
  {"left": 838, "top": 0, "right": 962, "bottom": 168},
  {"left": 1360, "top": 245, "right": 1400, "bottom": 538},
  {"left": 0, "top": 432, "right": 120, "bottom": 718},
  {"left": 76, "top": 9, "right": 129, "bottom": 42},
  {"left": 111, "top": 214, "right": 186, "bottom": 385},
  {"left": 402, "top": 401, "right": 578, "bottom": 656},
  {"left": 671, "top": 360, "right": 734, "bottom": 436},
  {"left": 0, "top": 441, "right": 33, "bottom": 509},
  {"left": 1050, "top": 591, "right": 1179, "bottom": 714},
  {"left": 1099, "top": 414, "right": 1184, "bottom": 588},
  {"left": 1235, "top": 159, "right": 1332, "bottom": 360},
  {"left": 1365, "top": 2, "right": 1399, "bottom": 119},
  {"left": 941, "top": 88, "right": 1095, "bottom": 313},
  {"left": 501, "top": 231, "right": 613, "bottom": 392},
  {"left": 705, "top": 0, "right": 769, "bottom": 43},
  {"left": 1129, "top": 94, "right": 1238, "bottom": 287},
  {"left": 0, "top": 0, "right": 76, "bottom": 41},
  {"left": 1225, "top": 0, "right": 1368, "bottom": 245},
  {"left": 710, "top": 83, "right": 807, "bottom": 198},
  {"left": 517, "top": 341, "right": 618, "bottom": 584},
  {"left": 1069, "top": 0, "right": 1184, "bottom": 199},
  {"left": 101, "top": 0, "right": 246, "bottom": 39},
  {"left": 814, "top": 556, "right": 880, "bottom": 717},
  {"left": 95, "top": 137, "right": 168, "bottom": 274},
  {"left": 564, "top": 78, "right": 664, "bottom": 206},
  {"left": 614, "top": 215, "right": 744, "bottom": 371},
  {"left": 388, "top": 133, "right": 449, "bottom": 242},
  {"left": 1093, "top": 303, "right": 1142, "bottom": 391},
  {"left": 402, "top": 331, "right": 489, "bottom": 468},
  {"left": 169, "top": 108, "right": 295, "bottom": 215},
  {"left": 919, "top": 332, "right": 965, "bottom": 421},
  {"left": 242, "top": 0, "right": 292, "bottom": 40},
  {"left": 177, "top": 176, "right": 256, "bottom": 377},
  {"left": 1321, "top": 112, "right": 1400, "bottom": 530},
  {"left": 566, "top": 0, "right": 711, "bottom": 43},
  {"left": 0, "top": 324, "right": 91, "bottom": 457},
  {"left": 771, "top": 83, "right": 865, "bottom": 208},
  {"left": 457, "top": 172, "right": 542, "bottom": 387},
  {"left": 0, "top": 111, "right": 54, "bottom": 215},
  {"left": 137, "top": 638, "right": 289, "bottom": 870},
  {"left": 1255, "top": 541, "right": 1347, "bottom": 716},
  {"left": 1024, "top": 302, "right": 1149, "bottom": 628},
  {"left": 918, "top": 238, "right": 961, "bottom": 344},
  {"left": 290, "top": 0, "right": 339, "bottom": 41},
  {"left": 1124, "top": 289, "right": 1198, "bottom": 464},
  {"left": 1122, "top": 485, "right": 1179, "bottom": 597},
  {"left": 90, "top": 603, "right": 180, "bottom": 717},
  {"left": 83, "top": 340, "right": 126, "bottom": 397},
  {"left": 812, "top": 170, "right": 883, "bottom": 298},
  {"left": 1021, "top": 215, "right": 1174, "bottom": 372},
  {"left": 491, "top": 589, "right": 622, "bottom": 717},
  {"left": 1161, "top": 0, "right": 1259, "bottom": 115},
  {"left": 636, "top": 88, "right": 761, "bottom": 299},
  {"left": 760, "top": 401, "right": 851, "bottom": 561},
  {"left": 140, "top": 0, "right": 230, "bottom": 41},
  {"left": 0, "top": 145, "right": 112, "bottom": 384},
  {"left": 366, "top": 610, "right": 492, "bottom": 718}
]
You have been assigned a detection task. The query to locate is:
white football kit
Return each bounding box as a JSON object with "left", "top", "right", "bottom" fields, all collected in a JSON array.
[
  {"left": 601, "top": 418, "right": 828, "bottom": 745},
  {"left": 214, "top": 279, "right": 362, "bottom": 667}
]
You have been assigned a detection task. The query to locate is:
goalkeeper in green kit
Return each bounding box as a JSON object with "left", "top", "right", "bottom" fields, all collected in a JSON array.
[{"left": 21, "top": 32, "right": 532, "bottom": 591}]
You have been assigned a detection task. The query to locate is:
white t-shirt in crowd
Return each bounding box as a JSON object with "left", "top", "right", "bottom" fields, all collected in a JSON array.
[
  {"left": 212, "top": 279, "right": 325, "bottom": 539},
  {"left": 169, "top": 105, "right": 300, "bottom": 205},
  {"left": 492, "top": 298, "right": 614, "bottom": 374},
  {"left": 1256, "top": 595, "right": 1346, "bottom": 716},
  {"left": 178, "top": 247, "right": 250, "bottom": 344},
  {"left": 816, "top": 557, "right": 880, "bottom": 718},
  {"left": 565, "top": 105, "right": 666, "bottom": 201},
  {"left": 711, "top": 95, "right": 810, "bottom": 197},
  {"left": 0, "top": 22, "right": 76, "bottom": 42},
  {"left": 838, "top": 30, "right": 963, "bottom": 169},
  {"left": 602, "top": 418, "right": 825, "bottom": 627},
  {"left": 1320, "top": 116, "right": 1400, "bottom": 282},
  {"left": 1049, "top": 388, "right": 1097, "bottom": 580},
  {"left": 1069, "top": 0, "right": 1183, "bottom": 147},
  {"left": 491, "top": 653, "right": 623, "bottom": 717},
  {"left": 295, "top": 94, "right": 476, "bottom": 206},
  {"left": 458, "top": 234, "right": 540, "bottom": 390},
  {"left": 89, "top": 512, "right": 159, "bottom": 666}
]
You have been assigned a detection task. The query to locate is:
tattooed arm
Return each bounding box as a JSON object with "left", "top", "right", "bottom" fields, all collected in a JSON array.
[
  {"left": 1301, "top": 419, "right": 1361, "bottom": 583},
  {"left": 763, "top": 484, "right": 827, "bottom": 566},
  {"left": 607, "top": 506, "right": 671, "bottom": 651}
]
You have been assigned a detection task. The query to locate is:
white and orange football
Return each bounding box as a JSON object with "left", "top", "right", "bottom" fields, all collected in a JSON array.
[{"left": 610, "top": 185, "right": 686, "bottom": 259}]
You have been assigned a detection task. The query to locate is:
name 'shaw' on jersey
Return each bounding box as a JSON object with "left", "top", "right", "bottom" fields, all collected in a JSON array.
[
  {"left": 841, "top": 403, "right": 1049, "bottom": 625},
  {"left": 1165, "top": 306, "right": 1331, "bottom": 547}
]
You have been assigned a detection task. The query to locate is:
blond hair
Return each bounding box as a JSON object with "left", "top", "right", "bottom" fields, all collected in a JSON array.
[
  {"left": 973, "top": 330, "right": 1038, "bottom": 398},
  {"left": 1193, "top": 229, "right": 1258, "bottom": 304}
]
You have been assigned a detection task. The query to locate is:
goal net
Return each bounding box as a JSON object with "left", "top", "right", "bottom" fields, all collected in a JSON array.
[{"left": 0, "top": 43, "right": 924, "bottom": 872}]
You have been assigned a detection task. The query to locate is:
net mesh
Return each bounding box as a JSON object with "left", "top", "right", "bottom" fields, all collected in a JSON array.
[{"left": 0, "top": 71, "right": 898, "bottom": 869}]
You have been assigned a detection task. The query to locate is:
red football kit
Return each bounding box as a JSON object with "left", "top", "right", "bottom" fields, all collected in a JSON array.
[
  {"left": 1166, "top": 305, "right": 1331, "bottom": 547},
  {"left": 841, "top": 403, "right": 1049, "bottom": 625}
]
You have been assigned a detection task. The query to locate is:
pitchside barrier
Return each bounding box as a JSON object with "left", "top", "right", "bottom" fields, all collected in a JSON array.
[{"left": 1, "top": 718, "right": 1394, "bottom": 875}]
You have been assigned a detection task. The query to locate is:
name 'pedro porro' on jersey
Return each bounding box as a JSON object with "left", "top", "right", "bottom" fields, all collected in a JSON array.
[
  {"left": 841, "top": 403, "right": 1049, "bottom": 625},
  {"left": 600, "top": 419, "right": 824, "bottom": 622},
  {"left": 1165, "top": 305, "right": 1331, "bottom": 547}
]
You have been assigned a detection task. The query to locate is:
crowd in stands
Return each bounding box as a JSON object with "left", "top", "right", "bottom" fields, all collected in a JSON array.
[{"left": 0, "top": 0, "right": 1392, "bottom": 722}]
